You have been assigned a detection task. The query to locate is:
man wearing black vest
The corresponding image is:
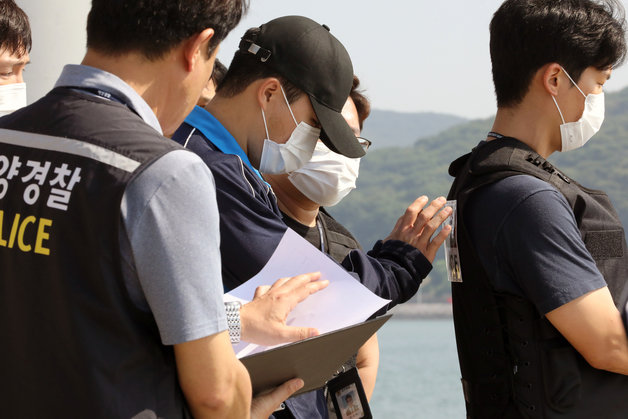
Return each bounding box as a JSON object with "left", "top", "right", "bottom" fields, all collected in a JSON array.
[
  {"left": 447, "top": 0, "right": 628, "bottom": 417},
  {"left": 0, "top": 1, "right": 322, "bottom": 418}
]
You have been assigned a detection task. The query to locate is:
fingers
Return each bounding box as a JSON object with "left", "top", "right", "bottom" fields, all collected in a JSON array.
[
  {"left": 385, "top": 196, "right": 430, "bottom": 242},
  {"left": 275, "top": 272, "right": 328, "bottom": 302},
  {"left": 424, "top": 224, "right": 452, "bottom": 262},
  {"left": 275, "top": 377, "right": 305, "bottom": 399},
  {"left": 410, "top": 197, "right": 447, "bottom": 235},
  {"left": 414, "top": 204, "right": 452, "bottom": 255},
  {"left": 285, "top": 272, "right": 323, "bottom": 287},
  {"left": 270, "top": 271, "right": 322, "bottom": 290},
  {"left": 253, "top": 285, "right": 271, "bottom": 298},
  {"left": 262, "top": 273, "right": 328, "bottom": 310},
  {"left": 416, "top": 203, "right": 452, "bottom": 239},
  {"left": 269, "top": 276, "right": 293, "bottom": 290},
  {"left": 290, "top": 277, "right": 329, "bottom": 304},
  {"left": 280, "top": 326, "right": 320, "bottom": 343},
  {"left": 399, "top": 196, "right": 428, "bottom": 231},
  {"left": 250, "top": 378, "right": 305, "bottom": 419}
]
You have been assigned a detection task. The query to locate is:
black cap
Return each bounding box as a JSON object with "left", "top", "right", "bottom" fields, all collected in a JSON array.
[{"left": 239, "top": 15, "right": 365, "bottom": 158}]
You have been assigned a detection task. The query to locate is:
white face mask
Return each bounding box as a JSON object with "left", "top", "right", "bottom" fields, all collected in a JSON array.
[
  {"left": 0, "top": 82, "right": 26, "bottom": 117},
  {"left": 258, "top": 86, "right": 320, "bottom": 174},
  {"left": 288, "top": 141, "right": 360, "bottom": 207},
  {"left": 551, "top": 67, "right": 605, "bottom": 152}
]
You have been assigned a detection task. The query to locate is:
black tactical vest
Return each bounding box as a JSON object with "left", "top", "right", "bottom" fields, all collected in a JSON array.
[
  {"left": 318, "top": 208, "right": 364, "bottom": 263},
  {"left": 447, "top": 137, "right": 628, "bottom": 418},
  {"left": 0, "top": 88, "right": 190, "bottom": 418}
]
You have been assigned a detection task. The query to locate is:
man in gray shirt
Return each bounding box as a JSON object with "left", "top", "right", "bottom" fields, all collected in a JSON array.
[{"left": 0, "top": 1, "right": 326, "bottom": 417}]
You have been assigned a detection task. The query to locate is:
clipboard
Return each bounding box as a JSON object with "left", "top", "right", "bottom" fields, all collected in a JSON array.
[{"left": 240, "top": 314, "right": 392, "bottom": 397}]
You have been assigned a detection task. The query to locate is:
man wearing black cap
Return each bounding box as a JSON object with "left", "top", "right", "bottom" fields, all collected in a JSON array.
[{"left": 172, "top": 15, "right": 450, "bottom": 418}]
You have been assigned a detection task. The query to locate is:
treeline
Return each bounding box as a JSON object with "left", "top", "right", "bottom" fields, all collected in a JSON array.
[{"left": 330, "top": 87, "right": 628, "bottom": 302}]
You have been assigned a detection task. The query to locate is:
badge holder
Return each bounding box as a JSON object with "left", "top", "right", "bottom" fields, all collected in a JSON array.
[
  {"left": 327, "top": 367, "right": 372, "bottom": 419},
  {"left": 444, "top": 200, "right": 463, "bottom": 283}
]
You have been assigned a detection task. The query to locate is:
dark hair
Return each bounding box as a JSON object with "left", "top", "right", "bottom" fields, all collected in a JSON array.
[
  {"left": 490, "top": 0, "right": 627, "bottom": 107},
  {"left": 0, "top": 0, "right": 31, "bottom": 56},
  {"left": 86, "top": 0, "right": 248, "bottom": 60},
  {"left": 350, "top": 75, "right": 371, "bottom": 131},
  {"left": 216, "top": 27, "right": 303, "bottom": 103},
  {"left": 211, "top": 58, "right": 228, "bottom": 89}
]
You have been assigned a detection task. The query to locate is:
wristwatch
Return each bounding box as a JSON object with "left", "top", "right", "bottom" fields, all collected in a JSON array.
[{"left": 224, "top": 301, "right": 242, "bottom": 344}]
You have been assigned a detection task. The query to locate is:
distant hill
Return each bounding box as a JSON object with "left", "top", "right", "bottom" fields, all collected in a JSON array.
[
  {"left": 331, "top": 117, "right": 493, "bottom": 248},
  {"left": 329, "top": 87, "right": 628, "bottom": 301},
  {"left": 361, "top": 109, "right": 467, "bottom": 149}
]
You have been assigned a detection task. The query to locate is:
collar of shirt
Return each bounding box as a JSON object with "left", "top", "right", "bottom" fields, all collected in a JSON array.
[
  {"left": 54, "top": 64, "right": 162, "bottom": 135},
  {"left": 185, "top": 105, "right": 264, "bottom": 180}
]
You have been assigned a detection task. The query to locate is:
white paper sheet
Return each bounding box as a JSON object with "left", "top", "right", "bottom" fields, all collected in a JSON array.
[{"left": 225, "top": 228, "right": 390, "bottom": 357}]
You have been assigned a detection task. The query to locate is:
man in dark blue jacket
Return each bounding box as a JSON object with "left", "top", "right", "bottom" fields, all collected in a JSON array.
[
  {"left": 174, "top": 15, "right": 450, "bottom": 307},
  {"left": 173, "top": 15, "right": 451, "bottom": 419}
]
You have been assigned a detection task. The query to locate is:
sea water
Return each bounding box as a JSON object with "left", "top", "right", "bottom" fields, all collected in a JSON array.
[{"left": 370, "top": 318, "right": 465, "bottom": 418}]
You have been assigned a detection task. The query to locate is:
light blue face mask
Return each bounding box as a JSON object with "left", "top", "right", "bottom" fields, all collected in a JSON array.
[
  {"left": 259, "top": 85, "right": 320, "bottom": 174},
  {"left": 551, "top": 66, "right": 605, "bottom": 152}
]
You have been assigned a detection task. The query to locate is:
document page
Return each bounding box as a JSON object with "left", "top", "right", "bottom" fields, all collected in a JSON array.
[{"left": 226, "top": 228, "right": 390, "bottom": 357}]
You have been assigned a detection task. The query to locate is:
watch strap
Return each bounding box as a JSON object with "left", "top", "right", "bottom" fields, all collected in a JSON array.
[{"left": 224, "top": 301, "right": 242, "bottom": 344}]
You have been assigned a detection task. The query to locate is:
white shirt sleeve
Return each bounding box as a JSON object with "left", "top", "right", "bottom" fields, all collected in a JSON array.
[{"left": 120, "top": 149, "right": 226, "bottom": 345}]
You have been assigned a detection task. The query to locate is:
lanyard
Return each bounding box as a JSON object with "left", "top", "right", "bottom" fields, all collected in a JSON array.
[{"left": 316, "top": 218, "right": 326, "bottom": 253}]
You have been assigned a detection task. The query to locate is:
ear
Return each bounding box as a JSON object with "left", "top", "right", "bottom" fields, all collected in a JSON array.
[
  {"left": 183, "top": 28, "right": 215, "bottom": 73},
  {"left": 199, "top": 80, "right": 215, "bottom": 103},
  {"left": 256, "top": 77, "right": 282, "bottom": 111},
  {"left": 542, "top": 63, "right": 563, "bottom": 97}
]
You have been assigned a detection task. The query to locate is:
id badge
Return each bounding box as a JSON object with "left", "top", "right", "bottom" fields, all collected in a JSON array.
[
  {"left": 327, "top": 367, "right": 372, "bottom": 419},
  {"left": 444, "top": 200, "right": 463, "bottom": 283}
]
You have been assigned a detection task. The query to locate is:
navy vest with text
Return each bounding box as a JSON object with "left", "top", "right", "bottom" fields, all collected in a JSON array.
[{"left": 0, "top": 88, "right": 189, "bottom": 418}]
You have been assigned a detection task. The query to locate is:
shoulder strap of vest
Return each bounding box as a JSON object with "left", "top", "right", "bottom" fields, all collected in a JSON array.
[{"left": 449, "top": 138, "right": 573, "bottom": 197}]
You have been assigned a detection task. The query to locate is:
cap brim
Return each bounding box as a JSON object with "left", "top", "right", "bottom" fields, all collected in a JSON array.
[{"left": 310, "top": 96, "right": 365, "bottom": 158}]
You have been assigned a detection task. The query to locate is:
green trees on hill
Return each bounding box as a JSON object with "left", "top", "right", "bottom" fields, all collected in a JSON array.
[{"left": 330, "top": 87, "right": 628, "bottom": 302}]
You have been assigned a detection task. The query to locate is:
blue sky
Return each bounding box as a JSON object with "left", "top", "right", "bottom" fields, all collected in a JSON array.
[{"left": 19, "top": 0, "right": 628, "bottom": 119}]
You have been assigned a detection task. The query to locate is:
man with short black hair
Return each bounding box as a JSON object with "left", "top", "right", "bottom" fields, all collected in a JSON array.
[
  {"left": 0, "top": 0, "right": 31, "bottom": 116},
  {"left": 448, "top": 0, "right": 628, "bottom": 417},
  {"left": 0, "top": 1, "right": 316, "bottom": 417},
  {"left": 173, "top": 15, "right": 451, "bottom": 418},
  {"left": 175, "top": 15, "right": 448, "bottom": 307}
]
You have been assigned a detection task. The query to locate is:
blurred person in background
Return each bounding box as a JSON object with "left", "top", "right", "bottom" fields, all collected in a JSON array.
[
  {"left": 0, "top": 0, "right": 31, "bottom": 116},
  {"left": 197, "top": 57, "right": 227, "bottom": 107}
]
